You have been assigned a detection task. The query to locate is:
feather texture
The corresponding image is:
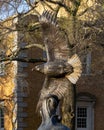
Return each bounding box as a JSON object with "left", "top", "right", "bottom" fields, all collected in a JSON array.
[
  {"left": 39, "top": 10, "right": 70, "bottom": 61},
  {"left": 66, "top": 54, "right": 82, "bottom": 84},
  {"left": 39, "top": 10, "right": 58, "bottom": 26},
  {"left": 36, "top": 11, "right": 82, "bottom": 112}
]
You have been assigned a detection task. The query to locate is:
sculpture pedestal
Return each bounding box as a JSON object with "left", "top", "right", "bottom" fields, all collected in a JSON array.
[{"left": 37, "top": 95, "right": 70, "bottom": 130}]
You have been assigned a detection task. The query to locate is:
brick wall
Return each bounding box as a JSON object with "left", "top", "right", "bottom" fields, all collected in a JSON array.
[{"left": 76, "top": 45, "right": 104, "bottom": 130}]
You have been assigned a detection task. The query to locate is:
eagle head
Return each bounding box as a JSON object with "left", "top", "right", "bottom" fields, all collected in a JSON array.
[{"left": 35, "top": 64, "right": 45, "bottom": 73}]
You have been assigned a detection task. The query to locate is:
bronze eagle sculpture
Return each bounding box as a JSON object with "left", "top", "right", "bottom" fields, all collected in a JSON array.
[{"left": 35, "top": 10, "right": 82, "bottom": 130}]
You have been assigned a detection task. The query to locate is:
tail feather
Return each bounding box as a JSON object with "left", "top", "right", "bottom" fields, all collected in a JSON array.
[{"left": 66, "top": 54, "right": 82, "bottom": 84}]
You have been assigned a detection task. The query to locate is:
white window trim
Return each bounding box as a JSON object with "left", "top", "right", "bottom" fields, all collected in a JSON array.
[
  {"left": 76, "top": 101, "right": 94, "bottom": 130},
  {"left": 76, "top": 93, "right": 96, "bottom": 130}
]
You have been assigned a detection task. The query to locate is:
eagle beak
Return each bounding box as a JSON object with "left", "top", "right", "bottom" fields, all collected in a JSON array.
[
  {"left": 34, "top": 64, "right": 44, "bottom": 74},
  {"left": 35, "top": 65, "right": 40, "bottom": 71}
]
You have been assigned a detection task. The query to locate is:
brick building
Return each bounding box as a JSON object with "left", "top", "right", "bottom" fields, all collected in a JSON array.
[{"left": 0, "top": 11, "right": 104, "bottom": 130}]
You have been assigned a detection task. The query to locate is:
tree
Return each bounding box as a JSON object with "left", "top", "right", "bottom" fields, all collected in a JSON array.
[{"left": 0, "top": 0, "right": 104, "bottom": 130}]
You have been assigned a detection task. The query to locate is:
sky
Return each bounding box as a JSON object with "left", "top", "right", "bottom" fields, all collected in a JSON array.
[{"left": 0, "top": 0, "right": 30, "bottom": 21}]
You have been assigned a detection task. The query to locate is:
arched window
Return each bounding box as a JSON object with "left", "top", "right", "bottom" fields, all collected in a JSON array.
[{"left": 76, "top": 92, "right": 96, "bottom": 130}]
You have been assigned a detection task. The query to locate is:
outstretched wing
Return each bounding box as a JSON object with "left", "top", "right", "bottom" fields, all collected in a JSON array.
[
  {"left": 36, "top": 11, "right": 82, "bottom": 111},
  {"left": 39, "top": 10, "right": 70, "bottom": 61}
]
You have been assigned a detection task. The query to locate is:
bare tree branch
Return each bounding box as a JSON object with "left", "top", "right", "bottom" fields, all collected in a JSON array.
[
  {"left": 45, "top": 0, "right": 71, "bottom": 13},
  {"left": 0, "top": 57, "right": 46, "bottom": 63}
]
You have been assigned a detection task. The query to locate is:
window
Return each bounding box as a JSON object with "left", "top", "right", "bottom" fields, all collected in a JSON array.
[
  {"left": 76, "top": 93, "right": 96, "bottom": 130},
  {"left": 0, "top": 62, "right": 4, "bottom": 75},
  {"left": 77, "top": 107, "right": 87, "bottom": 128},
  {"left": 81, "top": 52, "right": 91, "bottom": 75},
  {"left": 76, "top": 102, "right": 94, "bottom": 130},
  {"left": 0, "top": 50, "right": 5, "bottom": 76},
  {"left": 0, "top": 108, "right": 4, "bottom": 130}
]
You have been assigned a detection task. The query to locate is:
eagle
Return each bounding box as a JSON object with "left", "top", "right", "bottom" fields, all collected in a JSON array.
[{"left": 35, "top": 10, "right": 82, "bottom": 111}]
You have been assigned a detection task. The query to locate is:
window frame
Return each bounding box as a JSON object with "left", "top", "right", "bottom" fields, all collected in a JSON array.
[
  {"left": 81, "top": 51, "right": 91, "bottom": 75},
  {"left": 76, "top": 93, "right": 96, "bottom": 130},
  {"left": 76, "top": 107, "right": 87, "bottom": 128},
  {"left": 0, "top": 62, "right": 5, "bottom": 76},
  {"left": 0, "top": 50, "right": 5, "bottom": 76},
  {"left": 76, "top": 102, "right": 94, "bottom": 130}
]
